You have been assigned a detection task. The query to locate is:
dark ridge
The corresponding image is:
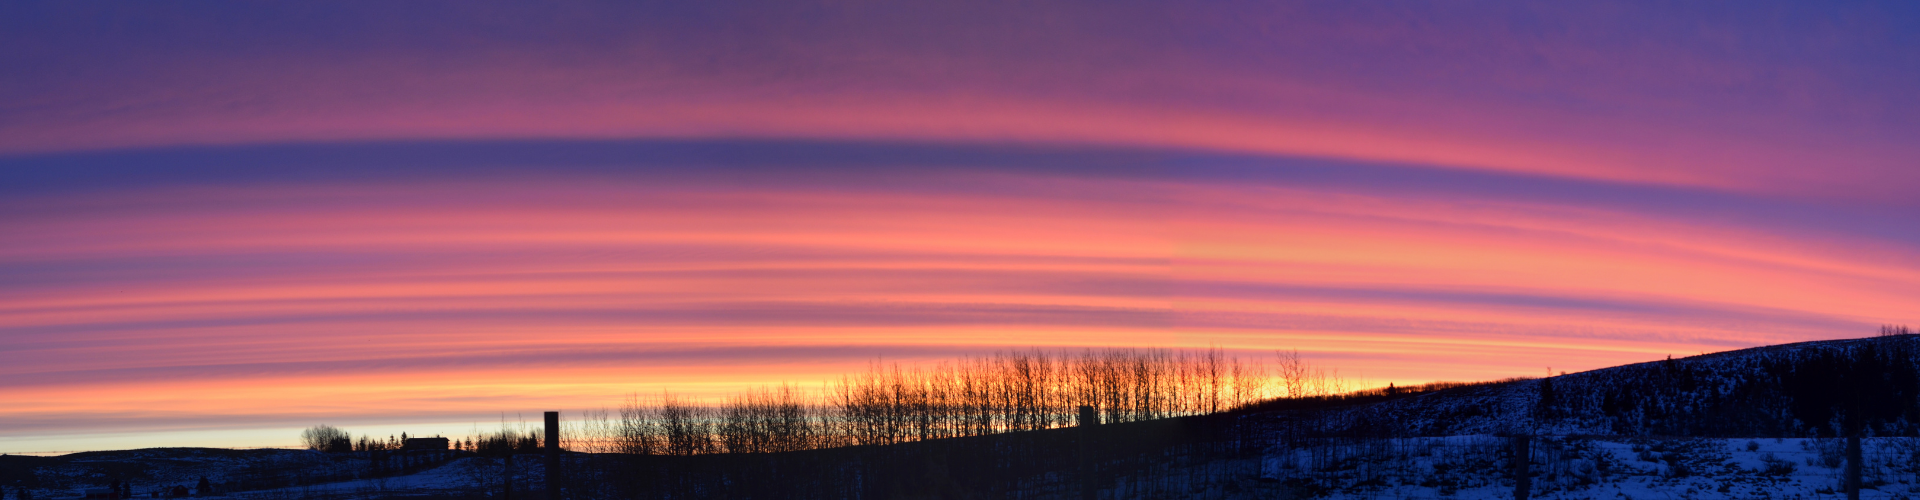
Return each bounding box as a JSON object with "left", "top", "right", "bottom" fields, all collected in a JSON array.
[
  {"left": 1323, "top": 334, "right": 1920, "bottom": 438},
  {"left": 1234, "top": 378, "right": 1532, "bottom": 414}
]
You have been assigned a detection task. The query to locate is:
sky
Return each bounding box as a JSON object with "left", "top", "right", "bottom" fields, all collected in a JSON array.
[{"left": 3, "top": 1, "right": 1918, "bottom": 453}]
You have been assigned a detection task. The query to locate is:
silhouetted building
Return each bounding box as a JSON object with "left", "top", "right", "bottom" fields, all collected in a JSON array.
[{"left": 402, "top": 437, "right": 449, "bottom": 451}]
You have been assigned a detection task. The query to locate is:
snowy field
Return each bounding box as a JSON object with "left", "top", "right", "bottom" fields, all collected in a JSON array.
[
  {"left": 1251, "top": 436, "right": 1920, "bottom": 500},
  {"left": 16, "top": 448, "right": 475, "bottom": 500},
  {"left": 229, "top": 458, "right": 531, "bottom": 500},
  {"left": 15, "top": 436, "right": 1919, "bottom": 499}
]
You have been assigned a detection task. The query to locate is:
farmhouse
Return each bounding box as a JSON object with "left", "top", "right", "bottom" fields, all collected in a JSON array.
[{"left": 401, "top": 436, "right": 449, "bottom": 451}]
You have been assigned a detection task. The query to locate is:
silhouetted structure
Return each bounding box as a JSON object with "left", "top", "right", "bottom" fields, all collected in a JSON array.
[
  {"left": 1511, "top": 435, "right": 1531, "bottom": 500},
  {"left": 402, "top": 437, "right": 449, "bottom": 451},
  {"left": 1077, "top": 405, "right": 1097, "bottom": 500},
  {"left": 546, "top": 411, "right": 561, "bottom": 500},
  {"left": 1846, "top": 434, "right": 1862, "bottom": 500}
]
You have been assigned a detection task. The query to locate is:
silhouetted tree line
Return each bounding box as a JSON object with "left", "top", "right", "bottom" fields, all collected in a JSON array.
[
  {"left": 265, "top": 349, "right": 1352, "bottom": 498},
  {"left": 569, "top": 347, "right": 1345, "bottom": 455},
  {"left": 560, "top": 410, "right": 1280, "bottom": 499},
  {"left": 524, "top": 348, "right": 1359, "bottom": 499},
  {"left": 354, "top": 433, "right": 404, "bottom": 452},
  {"left": 471, "top": 428, "right": 544, "bottom": 455}
]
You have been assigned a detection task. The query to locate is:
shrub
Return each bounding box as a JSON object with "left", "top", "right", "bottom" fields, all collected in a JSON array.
[
  {"left": 1760, "top": 453, "right": 1797, "bottom": 476},
  {"left": 1664, "top": 458, "right": 1691, "bottom": 478}
]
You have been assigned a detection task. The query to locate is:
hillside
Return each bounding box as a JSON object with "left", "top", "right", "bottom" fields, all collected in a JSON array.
[{"left": 1308, "top": 334, "right": 1920, "bottom": 438}]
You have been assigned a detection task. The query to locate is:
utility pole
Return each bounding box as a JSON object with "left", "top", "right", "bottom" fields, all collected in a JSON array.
[
  {"left": 1512, "top": 434, "right": 1531, "bottom": 500},
  {"left": 1846, "top": 433, "right": 1862, "bottom": 500},
  {"left": 1078, "top": 405, "right": 1097, "bottom": 500},
  {"left": 546, "top": 411, "right": 561, "bottom": 500}
]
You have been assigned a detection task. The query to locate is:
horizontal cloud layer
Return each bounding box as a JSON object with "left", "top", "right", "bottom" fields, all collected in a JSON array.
[{"left": 2, "top": 140, "right": 1914, "bottom": 449}]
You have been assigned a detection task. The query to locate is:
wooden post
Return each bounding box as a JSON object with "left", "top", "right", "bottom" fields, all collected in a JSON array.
[
  {"left": 503, "top": 452, "right": 513, "bottom": 500},
  {"left": 1079, "top": 405, "right": 1097, "bottom": 500},
  {"left": 1511, "top": 435, "right": 1531, "bottom": 500},
  {"left": 1846, "top": 434, "right": 1862, "bottom": 500},
  {"left": 546, "top": 411, "right": 561, "bottom": 500}
]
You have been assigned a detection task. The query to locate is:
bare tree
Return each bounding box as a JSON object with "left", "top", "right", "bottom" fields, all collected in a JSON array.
[
  {"left": 300, "top": 425, "right": 351, "bottom": 453},
  {"left": 660, "top": 392, "right": 713, "bottom": 455},
  {"left": 583, "top": 346, "right": 1350, "bottom": 456}
]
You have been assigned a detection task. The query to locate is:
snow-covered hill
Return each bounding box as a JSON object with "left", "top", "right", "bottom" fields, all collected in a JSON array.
[
  {"left": 1254, "top": 435, "right": 1920, "bottom": 499},
  {"left": 1308, "top": 335, "right": 1920, "bottom": 438}
]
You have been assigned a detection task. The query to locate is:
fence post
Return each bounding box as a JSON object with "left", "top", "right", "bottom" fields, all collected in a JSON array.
[
  {"left": 1079, "top": 405, "right": 1097, "bottom": 500},
  {"left": 504, "top": 452, "right": 514, "bottom": 500},
  {"left": 1846, "top": 434, "right": 1862, "bottom": 500},
  {"left": 1511, "top": 435, "right": 1531, "bottom": 500},
  {"left": 546, "top": 411, "right": 561, "bottom": 500}
]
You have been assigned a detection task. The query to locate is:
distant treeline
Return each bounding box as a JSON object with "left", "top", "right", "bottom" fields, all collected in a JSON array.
[
  {"left": 302, "top": 423, "right": 534, "bottom": 455},
  {"left": 568, "top": 347, "right": 1347, "bottom": 455}
]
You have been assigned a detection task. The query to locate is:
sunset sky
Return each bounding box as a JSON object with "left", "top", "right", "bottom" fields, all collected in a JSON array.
[{"left": 4, "top": 1, "right": 1918, "bottom": 453}]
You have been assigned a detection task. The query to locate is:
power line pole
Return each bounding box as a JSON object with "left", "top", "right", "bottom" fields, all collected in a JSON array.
[
  {"left": 1512, "top": 434, "right": 1531, "bottom": 500},
  {"left": 1846, "top": 433, "right": 1862, "bottom": 500},
  {"left": 1079, "top": 405, "right": 1097, "bottom": 500},
  {"left": 546, "top": 411, "right": 561, "bottom": 500}
]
